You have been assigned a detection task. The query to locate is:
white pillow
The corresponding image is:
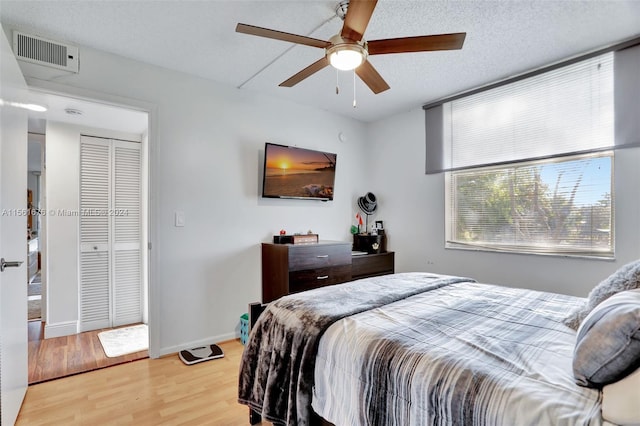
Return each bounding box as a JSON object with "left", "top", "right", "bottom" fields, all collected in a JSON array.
[
  {"left": 602, "top": 366, "right": 640, "bottom": 425},
  {"left": 573, "top": 289, "right": 640, "bottom": 387}
]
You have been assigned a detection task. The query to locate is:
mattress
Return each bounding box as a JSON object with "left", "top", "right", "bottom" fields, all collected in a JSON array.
[
  {"left": 239, "top": 272, "right": 605, "bottom": 426},
  {"left": 312, "top": 280, "right": 603, "bottom": 425}
]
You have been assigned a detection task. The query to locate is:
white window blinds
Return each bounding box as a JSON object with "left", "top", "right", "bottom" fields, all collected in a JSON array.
[
  {"left": 427, "top": 47, "right": 640, "bottom": 258},
  {"left": 425, "top": 43, "right": 640, "bottom": 174},
  {"left": 447, "top": 152, "right": 614, "bottom": 257},
  {"left": 446, "top": 54, "right": 613, "bottom": 170}
]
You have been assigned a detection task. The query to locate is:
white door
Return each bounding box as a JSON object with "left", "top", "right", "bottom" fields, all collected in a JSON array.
[
  {"left": 0, "top": 29, "right": 29, "bottom": 425},
  {"left": 111, "top": 140, "right": 142, "bottom": 327},
  {"left": 79, "top": 137, "right": 111, "bottom": 330},
  {"left": 79, "top": 136, "right": 142, "bottom": 331}
]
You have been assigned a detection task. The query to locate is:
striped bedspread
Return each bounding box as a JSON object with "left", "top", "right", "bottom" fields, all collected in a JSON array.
[
  {"left": 239, "top": 272, "right": 471, "bottom": 425},
  {"left": 312, "top": 279, "right": 603, "bottom": 426}
]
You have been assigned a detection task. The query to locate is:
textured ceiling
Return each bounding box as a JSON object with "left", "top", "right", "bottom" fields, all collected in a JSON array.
[{"left": 1, "top": 0, "right": 639, "bottom": 123}]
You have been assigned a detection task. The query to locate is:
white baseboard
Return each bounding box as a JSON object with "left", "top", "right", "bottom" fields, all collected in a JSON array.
[
  {"left": 159, "top": 331, "right": 239, "bottom": 357},
  {"left": 44, "top": 320, "right": 78, "bottom": 339}
]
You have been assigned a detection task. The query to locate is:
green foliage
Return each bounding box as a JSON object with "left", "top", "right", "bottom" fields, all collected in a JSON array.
[{"left": 453, "top": 161, "right": 611, "bottom": 251}]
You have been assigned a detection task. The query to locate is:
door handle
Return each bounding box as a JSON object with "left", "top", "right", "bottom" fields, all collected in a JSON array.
[{"left": 0, "top": 258, "right": 23, "bottom": 272}]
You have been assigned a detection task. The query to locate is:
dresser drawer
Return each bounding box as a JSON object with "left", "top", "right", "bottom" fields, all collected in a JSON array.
[
  {"left": 288, "top": 244, "right": 351, "bottom": 271},
  {"left": 352, "top": 252, "right": 395, "bottom": 280},
  {"left": 288, "top": 264, "right": 352, "bottom": 293}
]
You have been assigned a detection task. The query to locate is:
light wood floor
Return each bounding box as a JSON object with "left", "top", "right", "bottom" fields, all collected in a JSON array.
[
  {"left": 17, "top": 339, "right": 270, "bottom": 425},
  {"left": 28, "top": 321, "right": 148, "bottom": 384}
]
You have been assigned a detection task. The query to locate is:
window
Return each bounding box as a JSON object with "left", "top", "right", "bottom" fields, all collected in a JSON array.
[
  {"left": 431, "top": 52, "right": 617, "bottom": 258},
  {"left": 447, "top": 152, "right": 613, "bottom": 257}
]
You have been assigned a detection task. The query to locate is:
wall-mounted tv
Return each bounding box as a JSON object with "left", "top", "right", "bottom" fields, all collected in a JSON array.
[{"left": 262, "top": 143, "right": 337, "bottom": 201}]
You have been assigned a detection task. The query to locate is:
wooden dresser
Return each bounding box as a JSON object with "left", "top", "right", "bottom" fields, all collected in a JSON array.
[{"left": 261, "top": 241, "right": 395, "bottom": 303}]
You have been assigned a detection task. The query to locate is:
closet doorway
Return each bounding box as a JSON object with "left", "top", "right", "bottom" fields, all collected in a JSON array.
[{"left": 25, "top": 91, "right": 150, "bottom": 383}]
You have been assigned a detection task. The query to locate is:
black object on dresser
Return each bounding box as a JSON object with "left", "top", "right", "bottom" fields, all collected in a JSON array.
[
  {"left": 261, "top": 241, "right": 395, "bottom": 303},
  {"left": 353, "top": 233, "right": 386, "bottom": 254}
]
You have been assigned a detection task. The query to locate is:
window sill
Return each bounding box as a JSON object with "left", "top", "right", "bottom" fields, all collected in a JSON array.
[{"left": 445, "top": 242, "right": 615, "bottom": 261}]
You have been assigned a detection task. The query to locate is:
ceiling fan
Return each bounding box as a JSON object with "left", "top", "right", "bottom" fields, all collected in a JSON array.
[{"left": 235, "top": 0, "right": 466, "bottom": 94}]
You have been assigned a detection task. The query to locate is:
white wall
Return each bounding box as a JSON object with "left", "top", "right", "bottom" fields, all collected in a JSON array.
[
  {"left": 21, "top": 43, "right": 368, "bottom": 354},
  {"left": 366, "top": 107, "right": 640, "bottom": 297},
  {"left": 44, "top": 122, "right": 80, "bottom": 337}
]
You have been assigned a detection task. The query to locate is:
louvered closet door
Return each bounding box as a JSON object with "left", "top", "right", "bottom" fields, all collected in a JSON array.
[
  {"left": 112, "top": 140, "right": 142, "bottom": 327},
  {"left": 79, "top": 137, "right": 111, "bottom": 331},
  {"left": 79, "top": 136, "right": 143, "bottom": 331}
]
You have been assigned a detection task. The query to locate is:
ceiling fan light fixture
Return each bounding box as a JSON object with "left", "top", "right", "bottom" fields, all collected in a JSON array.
[
  {"left": 329, "top": 48, "right": 363, "bottom": 71},
  {"left": 236, "top": 1, "right": 465, "bottom": 94},
  {"left": 326, "top": 38, "right": 367, "bottom": 71}
]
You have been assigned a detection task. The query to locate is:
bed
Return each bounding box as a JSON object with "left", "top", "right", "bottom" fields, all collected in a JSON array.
[{"left": 238, "top": 271, "right": 640, "bottom": 426}]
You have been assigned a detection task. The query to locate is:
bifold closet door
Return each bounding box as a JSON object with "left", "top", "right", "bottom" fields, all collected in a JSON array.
[
  {"left": 79, "top": 136, "right": 142, "bottom": 332},
  {"left": 80, "top": 137, "right": 111, "bottom": 331},
  {"left": 112, "top": 140, "right": 142, "bottom": 327}
]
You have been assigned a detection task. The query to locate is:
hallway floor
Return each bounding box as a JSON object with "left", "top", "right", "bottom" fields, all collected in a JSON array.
[{"left": 28, "top": 321, "right": 148, "bottom": 384}]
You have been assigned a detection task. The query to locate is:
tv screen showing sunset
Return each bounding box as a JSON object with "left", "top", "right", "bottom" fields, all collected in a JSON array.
[{"left": 263, "top": 143, "right": 337, "bottom": 200}]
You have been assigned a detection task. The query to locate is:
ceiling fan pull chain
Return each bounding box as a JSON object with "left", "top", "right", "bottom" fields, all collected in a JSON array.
[
  {"left": 353, "top": 70, "right": 357, "bottom": 108},
  {"left": 336, "top": 68, "right": 340, "bottom": 94}
]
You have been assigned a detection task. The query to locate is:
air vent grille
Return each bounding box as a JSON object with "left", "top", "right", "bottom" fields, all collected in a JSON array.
[
  {"left": 16, "top": 33, "right": 67, "bottom": 66},
  {"left": 12, "top": 31, "right": 79, "bottom": 73}
]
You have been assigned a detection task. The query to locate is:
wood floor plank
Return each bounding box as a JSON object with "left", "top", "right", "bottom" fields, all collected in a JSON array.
[
  {"left": 28, "top": 322, "right": 148, "bottom": 384},
  {"left": 17, "top": 339, "right": 271, "bottom": 425}
]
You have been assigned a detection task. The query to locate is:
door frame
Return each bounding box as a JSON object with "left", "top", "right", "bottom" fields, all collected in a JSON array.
[{"left": 27, "top": 83, "right": 159, "bottom": 358}]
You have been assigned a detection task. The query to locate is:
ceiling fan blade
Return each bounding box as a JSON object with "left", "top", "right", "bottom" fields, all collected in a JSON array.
[
  {"left": 368, "top": 33, "right": 466, "bottom": 55},
  {"left": 236, "top": 23, "right": 330, "bottom": 49},
  {"left": 279, "top": 57, "right": 330, "bottom": 87},
  {"left": 341, "top": 0, "right": 378, "bottom": 42},
  {"left": 355, "top": 60, "right": 390, "bottom": 94}
]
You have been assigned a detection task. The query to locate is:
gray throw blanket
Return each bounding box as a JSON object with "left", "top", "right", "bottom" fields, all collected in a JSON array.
[{"left": 238, "top": 272, "right": 473, "bottom": 426}]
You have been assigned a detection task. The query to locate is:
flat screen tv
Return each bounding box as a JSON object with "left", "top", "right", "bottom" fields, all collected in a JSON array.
[{"left": 262, "top": 143, "right": 337, "bottom": 201}]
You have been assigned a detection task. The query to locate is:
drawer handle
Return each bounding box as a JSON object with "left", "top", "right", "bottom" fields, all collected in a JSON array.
[
  {"left": 316, "top": 255, "right": 329, "bottom": 258},
  {"left": 317, "top": 275, "right": 329, "bottom": 280}
]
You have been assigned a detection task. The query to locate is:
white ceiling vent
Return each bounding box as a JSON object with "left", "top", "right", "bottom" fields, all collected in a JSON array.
[{"left": 13, "top": 31, "right": 79, "bottom": 73}]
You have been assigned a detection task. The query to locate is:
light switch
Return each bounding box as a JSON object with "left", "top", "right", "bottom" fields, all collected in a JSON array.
[{"left": 175, "top": 211, "right": 185, "bottom": 227}]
